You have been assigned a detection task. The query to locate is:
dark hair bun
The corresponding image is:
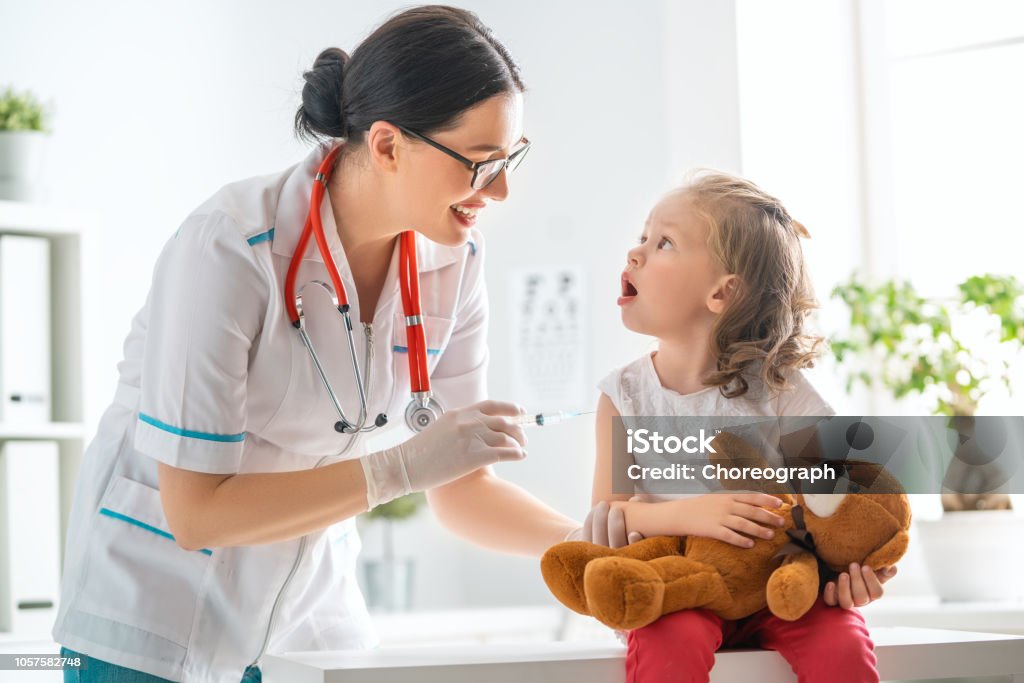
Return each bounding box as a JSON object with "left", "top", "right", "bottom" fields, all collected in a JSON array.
[
  {"left": 295, "top": 47, "right": 351, "bottom": 142},
  {"left": 293, "top": 7, "right": 523, "bottom": 146}
]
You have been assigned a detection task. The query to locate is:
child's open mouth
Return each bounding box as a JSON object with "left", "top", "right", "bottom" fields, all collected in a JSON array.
[{"left": 618, "top": 272, "right": 638, "bottom": 306}]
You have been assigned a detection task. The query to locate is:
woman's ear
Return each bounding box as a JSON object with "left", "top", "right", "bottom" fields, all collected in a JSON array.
[
  {"left": 364, "top": 121, "right": 401, "bottom": 173},
  {"left": 707, "top": 274, "right": 739, "bottom": 314}
]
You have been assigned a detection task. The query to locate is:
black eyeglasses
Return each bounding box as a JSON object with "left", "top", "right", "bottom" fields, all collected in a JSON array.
[{"left": 394, "top": 124, "right": 531, "bottom": 191}]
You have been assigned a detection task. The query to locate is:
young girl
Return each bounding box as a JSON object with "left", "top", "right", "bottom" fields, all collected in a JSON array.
[{"left": 584, "top": 171, "right": 896, "bottom": 683}]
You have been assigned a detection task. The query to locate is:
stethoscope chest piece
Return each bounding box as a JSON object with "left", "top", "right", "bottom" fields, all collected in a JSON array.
[{"left": 406, "top": 395, "right": 444, "bottom": 432}]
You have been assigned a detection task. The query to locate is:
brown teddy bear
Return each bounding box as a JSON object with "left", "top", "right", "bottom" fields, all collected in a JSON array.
[{"left": 541, "top": 432, "right": 911, "bottom": 631}]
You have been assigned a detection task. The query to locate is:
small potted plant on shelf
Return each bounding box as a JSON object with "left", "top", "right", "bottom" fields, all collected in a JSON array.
[
  {"left": 830, "top": 272, "right": 1024, "bottom": 601},
  {"left": 0, "top": 87, "right": 51, "bottom": 202},
  {"left": 359, "top": 492, "right": 426, "bottom": 612}
]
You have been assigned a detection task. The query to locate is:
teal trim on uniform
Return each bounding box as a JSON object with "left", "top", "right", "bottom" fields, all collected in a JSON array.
[
  {"left": 467, "top": 240, "right": 477, "bottom": 255},
  {"left": 393, "top": 345, "right": 442, "bottom": 355},
  {"left": 138, "top": 413, "right": 246, "bottom": 443},
  {"left": 99, "top": 508, "right": 213, "bottom": 556},
  {"left": 247, "top": 228, "right": 275, "bottom": 246}
]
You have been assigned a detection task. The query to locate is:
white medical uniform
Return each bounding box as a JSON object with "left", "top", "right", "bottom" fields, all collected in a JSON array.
[{"left": 51, "top": 145, "right": 490, "bottom": 682}]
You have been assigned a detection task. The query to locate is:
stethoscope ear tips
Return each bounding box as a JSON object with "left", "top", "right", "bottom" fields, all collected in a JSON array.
[{"left": 334, "top": 415, "right": 388, "bottom": 433}]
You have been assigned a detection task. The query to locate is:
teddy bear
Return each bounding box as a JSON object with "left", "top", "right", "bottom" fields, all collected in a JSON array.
[{"left": 541, "top": 431, "right": 911, "bottom": 631}]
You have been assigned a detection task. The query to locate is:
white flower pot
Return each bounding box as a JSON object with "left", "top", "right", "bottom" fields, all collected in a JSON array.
[
  {"left": 0, "top": 130, "right": 48, "bottom": 201},
  {"left": 917, "top": 510, "right": 1024, "bottom": 601}
]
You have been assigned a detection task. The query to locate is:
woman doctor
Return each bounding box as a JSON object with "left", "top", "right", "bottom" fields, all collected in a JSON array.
[{"left": 52, "top": 7, "right": 583, "bottom": 682}]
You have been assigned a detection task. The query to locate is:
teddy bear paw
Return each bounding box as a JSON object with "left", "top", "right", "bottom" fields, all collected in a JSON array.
[
  {"left": 540, "top": 542, "right": 608, "bottom": 615},
  {"left": 583, "top": 556, "right": 665, "bottom": 631},
  {"left": 766, "top": 570, "right": 818, "bottom": 622}
]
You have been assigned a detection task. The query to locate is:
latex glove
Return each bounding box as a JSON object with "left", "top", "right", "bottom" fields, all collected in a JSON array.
[
  {"left": 565, "top": 501, "right": 644, "bottom": 548},
  {"left": 360, "top": 400, "right": 527, "bottom": 509}
]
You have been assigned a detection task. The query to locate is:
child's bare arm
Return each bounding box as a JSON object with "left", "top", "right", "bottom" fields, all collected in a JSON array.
[
  {"left": 612, "top": 494, "right": 786, "bottom": 546},
  {"left": 593, "top": 392, "right": 785, "bottom": 545},
  {"left": 562, "top": 393, "right": 635, "bottom": 547},
  {"left": 591, "top": 392, "right": 634, "bottom": 507}
]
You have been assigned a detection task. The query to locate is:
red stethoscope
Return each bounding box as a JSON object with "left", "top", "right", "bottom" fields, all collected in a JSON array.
[{"left": 283, "top": 145, "right": 444, "bottom": 435}]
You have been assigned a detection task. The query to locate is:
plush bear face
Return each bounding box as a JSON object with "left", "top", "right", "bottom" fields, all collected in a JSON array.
[
  {"left": 799, "top": 491, "right": 911, "bottom": 571},
  {"left": 795, "top": 461, "right": 911, "bottom": 571}
]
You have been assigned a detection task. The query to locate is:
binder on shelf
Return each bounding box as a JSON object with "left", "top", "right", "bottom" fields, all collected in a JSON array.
[
  {"left": 0, "top": 440, "right": 61, "bottom": 636},
  {"left": 0, "top": 234, "right": 51, "bottom": 424}
]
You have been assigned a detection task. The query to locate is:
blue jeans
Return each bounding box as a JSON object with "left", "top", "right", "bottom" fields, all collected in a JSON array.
[{"left": 59, "top": 646, "right": 261, "bottom": 682}]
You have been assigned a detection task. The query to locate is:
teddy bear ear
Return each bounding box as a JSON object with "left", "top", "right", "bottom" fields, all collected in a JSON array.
[
  {"left": 709, "top": 433, "right": 761, "bottom": 491},
  {"left": 710, "top": 431, "right": 791, "bottom": 496},
  {"left": 842, "top": 461, "right": 906, "bottom": 495},
  {"left": 710, "top": 431, "right": 767, "bottom": 466},
  {"left": 778, "top": 416, "right": 911, "bottom": 485}
]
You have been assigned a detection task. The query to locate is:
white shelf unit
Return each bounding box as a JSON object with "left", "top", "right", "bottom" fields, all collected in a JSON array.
[{"left": 0, "top": 199, "right": 89, "bottom": 638}]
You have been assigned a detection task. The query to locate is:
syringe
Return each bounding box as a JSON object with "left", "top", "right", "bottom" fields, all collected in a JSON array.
[{"left": 515, "top": 410, "right": 596, "bottom": 426}]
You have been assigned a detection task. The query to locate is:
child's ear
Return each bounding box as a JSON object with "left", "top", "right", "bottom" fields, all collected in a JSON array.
[{"left": 707, "top": 274, "right": 739, "bottom": 314}]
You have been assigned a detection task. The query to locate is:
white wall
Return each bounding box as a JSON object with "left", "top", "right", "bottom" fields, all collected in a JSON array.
[
  {"left": 734, "top": 0, "right": 866, "bottom": 418},
  {"left": 1, "top": 0, "right": 743, "bottom": 608}
]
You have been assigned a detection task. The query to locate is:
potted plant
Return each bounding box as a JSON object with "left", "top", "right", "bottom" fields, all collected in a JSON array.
[
  {"left": 0, "top": 87, "right": 51, "bottom": 201},
  {"left": 830, "top": 272, "right": 1024, "bottom": 600},
  {"left": 359, "top": 492, "right": 426, "bottom": 612}
]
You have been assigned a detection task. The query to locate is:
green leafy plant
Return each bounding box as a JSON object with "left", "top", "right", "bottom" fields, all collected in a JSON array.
[
  {"left": 831, "top": 273, "right": 1024, "bottom": 418},
  {"left": 0, "top": 87, "right": 49, "bottom": 132},
  {"left": 830, "top": 273, "right": 1024, "bottom": 512}
]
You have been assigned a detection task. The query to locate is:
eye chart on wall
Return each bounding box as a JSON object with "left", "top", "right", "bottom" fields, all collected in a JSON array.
[{"left": 507, "top": 265, "right": 588, "bottom": 412}]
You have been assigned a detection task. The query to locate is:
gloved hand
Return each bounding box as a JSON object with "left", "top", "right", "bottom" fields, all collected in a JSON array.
[
  {"left": 360, "top": 400, "right": 528, "bottom": 509},
  {"left": 565, "top": 500, "right": 644, "bottom": 547}
]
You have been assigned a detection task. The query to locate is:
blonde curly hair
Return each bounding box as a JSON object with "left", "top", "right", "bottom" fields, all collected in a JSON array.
[{"left": 682, "top": 170, "right": 824, "bottom": 398}]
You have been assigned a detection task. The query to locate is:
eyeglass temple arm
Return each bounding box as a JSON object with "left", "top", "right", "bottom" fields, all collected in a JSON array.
[{"left": 396, "top": 125, "right": 476, "bottom": 170}]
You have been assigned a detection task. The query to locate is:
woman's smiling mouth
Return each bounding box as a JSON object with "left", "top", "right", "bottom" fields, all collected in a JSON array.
[{"left": 450, "top": 203, "right": 481, "bottom": 226}]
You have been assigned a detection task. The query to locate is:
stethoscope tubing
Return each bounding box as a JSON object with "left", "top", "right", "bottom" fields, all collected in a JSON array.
[{"left": 283, "top": 144, "right": 442, "bottom": 435}]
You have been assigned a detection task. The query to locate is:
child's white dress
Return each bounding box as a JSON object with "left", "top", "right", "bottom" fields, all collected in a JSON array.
[
  {"left": 599, "top": 352, "right": 833, "bottom": 419},
  {"left": 598, "top": 352, "right": 835, "bottom": 501}
]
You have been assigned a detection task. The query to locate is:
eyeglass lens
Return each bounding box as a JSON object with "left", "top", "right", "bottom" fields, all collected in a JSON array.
[{"left": 472, "top": 144, "right": 531, "bottom": 190}]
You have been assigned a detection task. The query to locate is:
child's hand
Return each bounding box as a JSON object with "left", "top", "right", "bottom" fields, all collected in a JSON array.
[
  {"left": 824, "top": 564, "right": 898, "bottom": 609},
  {"left": 676, "top": 493, "right": 786, "bottom": 547}
]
